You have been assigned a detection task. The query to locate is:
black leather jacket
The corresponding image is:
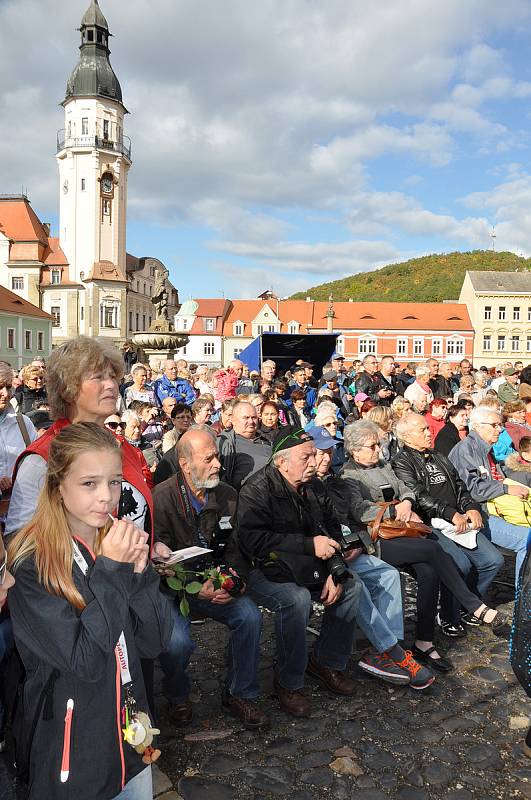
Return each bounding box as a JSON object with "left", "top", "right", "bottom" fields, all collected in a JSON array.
[{"left": 392, "top": 444, "right": 481, "bottom": 524}]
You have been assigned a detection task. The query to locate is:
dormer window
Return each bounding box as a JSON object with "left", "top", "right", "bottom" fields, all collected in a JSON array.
[
  {"left": 234, "top": 322, "right": 244, "bottom": 336},
  {"left": 51, "top": 269, "right": 61, "bottom": 285},
  {"left": 204, "top": 318, "right": 215, "bottom": 332},
  {"left": 87, "top": 29, "right": 94, "bottom": 42}
]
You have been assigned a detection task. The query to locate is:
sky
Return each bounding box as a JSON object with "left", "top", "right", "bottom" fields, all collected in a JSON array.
[{"left": 2, "top": 0, "right": 531, "bottom": 300}]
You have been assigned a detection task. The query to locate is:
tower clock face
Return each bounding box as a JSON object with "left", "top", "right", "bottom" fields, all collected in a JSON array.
[{"left": 101, "top": 174, "right": 113, "bottom": 194}]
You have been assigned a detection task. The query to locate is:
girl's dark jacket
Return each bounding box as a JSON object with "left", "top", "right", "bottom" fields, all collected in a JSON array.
[
  {"left": 433, "top": 420, "right": 463, "bottom": 458},
  {"left": 8, "top": 542, "right": 173, "bottom": 800}
]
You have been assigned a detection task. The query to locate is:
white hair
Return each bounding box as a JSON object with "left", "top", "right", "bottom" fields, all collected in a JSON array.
[
  {"left": 121, "top": 409, "right": 140, "bottom": 425},
  {"left": 344, "top": 419, "right": 380, "bottom": 455},
  {"left": 395, "top": 412, "right": 423, "bottom": 443},
  {"left": 415, "top": 365, "right": 430, "bottom": 380},
  {"left": 469, "top": 404, "right": 501, "bottom": 431}
]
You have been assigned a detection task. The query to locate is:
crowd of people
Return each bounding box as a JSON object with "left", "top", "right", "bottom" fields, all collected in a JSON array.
[{"left": 0, "top": 341, "right": 530, "bottom": 798}]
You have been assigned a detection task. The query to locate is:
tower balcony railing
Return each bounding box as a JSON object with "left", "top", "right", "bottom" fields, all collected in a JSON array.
[{"left": 56, "top": 130, "right": 132, "bottom": 159}]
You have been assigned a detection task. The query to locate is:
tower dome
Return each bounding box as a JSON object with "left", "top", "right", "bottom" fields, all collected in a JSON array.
[{"left": 64, "top": 0, "right": 123, "bottom": 106}]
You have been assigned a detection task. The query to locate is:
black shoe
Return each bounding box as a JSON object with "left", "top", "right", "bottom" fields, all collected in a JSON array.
[
  {"left": 461, "top": 611, "right": 482, "bottom": 627},
  {"left": 437, "top": 614, "right": 467, "bottom": 638},
  {"left": 412, "top": 645, "right": 453, "bottom": 673}
]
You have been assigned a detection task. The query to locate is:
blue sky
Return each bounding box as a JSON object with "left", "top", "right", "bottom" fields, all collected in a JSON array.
[{"left": 3, "top": 0, "right": 531, "bottom": 298}]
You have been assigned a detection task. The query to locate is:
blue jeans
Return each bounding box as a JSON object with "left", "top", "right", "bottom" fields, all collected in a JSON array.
[
  {"left": 349, "top": 554, "right": 404, "bottom": 652},
  {"left": 483, "top": 515, "right": 530, "bottom": 587},
  {"left": 159, "top": 594, "right": 262, "bottom": 703},
  {"left": 0, "top": 618, "right": 13, "bottom": 733},
  {"left": 431, "top": 529, "right": 504, "bottom": 622},
  {"left": 247, "top": 569, "right": 362, "bottom": 690},
  {"left": 113, "top": 767, "right": 152, "bottom": 800}
]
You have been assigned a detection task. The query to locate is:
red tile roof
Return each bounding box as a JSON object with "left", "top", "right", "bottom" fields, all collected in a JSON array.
[
  {"left": 42, "top": 237, "right": 68, "bottom": 266},
  {"left": 0, "top": 197, "right": 48, "bottom": 245},
  {"left": 189, "top": 299, "right": 231, "bottom": 335},
  {"left": 0, "top": 284, "right": 52, "bottom": 319},
  {"left": 221, "top": 300, "right": 472, "bottom": 334},
  {"left": 86, "top": 260, "right": 127, "bottom": 282}
]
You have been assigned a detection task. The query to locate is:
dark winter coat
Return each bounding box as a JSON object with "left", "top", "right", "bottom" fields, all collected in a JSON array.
[
  {"left": 434, "top": 421, "right": 463, "bottom": 458},
  {"left": 8, "top": 544, "right": 173, "bottom": 800}
]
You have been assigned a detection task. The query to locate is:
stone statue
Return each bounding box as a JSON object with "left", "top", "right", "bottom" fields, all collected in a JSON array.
[{"left": 152, "top": 268, "right": 169, "bottom": 321}]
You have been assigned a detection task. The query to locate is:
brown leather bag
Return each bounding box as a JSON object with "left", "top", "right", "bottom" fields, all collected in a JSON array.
[{"left": 369, "top": 501, "right": 431, "bottom": 542}]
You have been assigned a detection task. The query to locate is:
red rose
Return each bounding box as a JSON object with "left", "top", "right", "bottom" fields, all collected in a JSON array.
[{"left": 222, "top": 577, "right": 235, "bottom": 591}]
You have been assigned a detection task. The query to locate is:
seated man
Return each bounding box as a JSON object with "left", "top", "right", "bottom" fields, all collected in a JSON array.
[
  {"left": 153, "top": 426, "right": 268, "bottom": 730},
  {"left": 218, "top": 401, "right": 271, "bottom": 490},
  {"left": 237, "top": 429, "right": 363, "bottom": 718},
  {"left": 449, "top": 404, "right": 530, "bottom": 585},
  {"left": 393, "top": 413, "right": 504, "bottom": 635},
  {"left": 312, "top": 426, "right": 439, "bottom": 680}
]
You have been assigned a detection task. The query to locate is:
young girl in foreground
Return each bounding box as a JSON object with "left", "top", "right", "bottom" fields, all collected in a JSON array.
[{"left": 8, "top": 422, "right": 172, "bottom": 800}]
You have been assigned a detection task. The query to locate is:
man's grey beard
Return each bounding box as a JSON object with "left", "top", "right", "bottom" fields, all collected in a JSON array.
[{"left": 189, "top": 465, "right": 220, "bottom": 490}]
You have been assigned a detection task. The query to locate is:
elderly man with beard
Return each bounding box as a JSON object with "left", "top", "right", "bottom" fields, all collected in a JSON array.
[
  {"left": 153, "top": 426, "right": 267, "bottom": 731},
  {"left": 237, "top": 428, "right": 362, "bottom": 718}
]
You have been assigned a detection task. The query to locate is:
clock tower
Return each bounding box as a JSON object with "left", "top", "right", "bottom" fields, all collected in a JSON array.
[{"left": 55, "top": 0, "right": 130, "bottom": 341}]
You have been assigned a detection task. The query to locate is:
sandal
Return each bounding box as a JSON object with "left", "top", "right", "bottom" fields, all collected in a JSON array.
[
  {"left": 412, "top": 645, "right": 453, "bottom": 673},
  {"left": 474, "top": 606, "right": 507, "bottom": 629}
]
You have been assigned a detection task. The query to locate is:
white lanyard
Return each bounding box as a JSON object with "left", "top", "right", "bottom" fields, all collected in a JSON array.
[{"left": 71, "top": 539, "right": 132, "bottom": 686}]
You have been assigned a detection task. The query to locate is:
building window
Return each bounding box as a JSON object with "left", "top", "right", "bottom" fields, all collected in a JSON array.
[
  {"left": 51, "top": 306, "right": 61, "bottom": 327},
  {"left": 484, "top": 306, "right": 492, "bottom": 321},
  {"left": 67, "top": 120, "right": 72, "bottom": 138},
  {"left": 80, "top": 306, "right": 84, "bottom": 321},
  {"left": 447, "top": 338, "right": 464, "bottom": 356},
  {"left": 432, "top": 338, "right": 442, "bottom": 356},
  {"left": 256, "top": 324, "right": 265, "bottom": 335},
  {"left": 102, "top": 199, "right": 111, "bottom": 219},
  {"left": 37, "top": 331, "right": 44, "bottom": 351},
  {"left": 142, "top": 315, "right": 146, "bottom": 330},
  {"left": 359, "top": 337, "right": 376, "bottom": 355},
  {"left": 148, "top": 316, "right": 152, "bottom": 327},
  {"left": 181, "top": 318, "right": 188, "bottom": 330},
  {"left": 51, "top": 269, "right": 61, "bottom": 285},
  {"left": 81, "top": 117, "right": 88, "bottom": 136},
  {"left": 103, "top": 119, "right": 110, "bottom": 140},
  {"left": 7, "top": 329, "right": 15, "bottom": 349},
  {"left": 336, "top": 337, "right": 344, "bottom": 355},
  {"left": 129, "top": 311, "right": 133, "bottom": 331},
  {"left": 143, "top": 283, "right": 146, "bottom": 295},
  {"left": 136, "top": 313, "right": 139, "bottom": 330},
  {"left": 498, "top": 335, "right": 506, "bottom": 351},
  {"left": 233, "top": 348, "right": 243, "bottom": 358},
  {"left": 204, "top": 318, "right": 215, "bottom": 332},
  {"left": 513, "top": 307, "right": 521, "bottom": 321},
  {"left": 527, "top": 336, "right": 531, "bottom": 352},
  {"left": 413, "top": 338, "right": 423, "bottom": 356},
  {"left": 11, "top": 277, "right": 24, "bottom": 291},
  {"left": 288, "top": 322, "right": 299, "bottom": 335},
  {"left": 203, "top": 341, "right": 215, "bottom": 356},
  {"left": 100, "top": 301, "right": 119, "bottom": 329},
  {"left": 498, "top": 306, "right": 506, "bottom": 321},
  {"left": 528, "top": 308, "right": 531, "bottom": 323},
  {"left": 511, "top": 335, "right": 521, "bottom": 352},
  {"left": 397, "top": 338, "right": 407, "bottom": 356},
  {"left": 24, "top": 331, "right": 32, "bottom": 350},
  {"left": 483, "top": 335, "right": 491, "bottom": 351},
  {"left": 234, "top": 323, "right": 243, "bottom": 336},
  {"left": 81, "top": 178, "right": 86, "bottom": 191}
]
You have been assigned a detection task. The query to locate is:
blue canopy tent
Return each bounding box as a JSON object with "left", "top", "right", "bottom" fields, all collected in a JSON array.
[{"left": 237, "top": 332, "right": 339, "bottom": 377}]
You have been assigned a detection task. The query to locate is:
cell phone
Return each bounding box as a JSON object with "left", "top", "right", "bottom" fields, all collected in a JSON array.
[{"left": 379, "top": 484, "right": 396, "bottom": 502}]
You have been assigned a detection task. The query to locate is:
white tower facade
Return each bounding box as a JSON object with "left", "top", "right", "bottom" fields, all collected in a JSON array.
[{"left": 51, "top": 0, "right": 130, "bottom": 341}]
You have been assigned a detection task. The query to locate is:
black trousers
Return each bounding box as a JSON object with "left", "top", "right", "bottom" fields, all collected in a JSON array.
[{"left": 379, "top": 536, "right": 481, "bottom": 639}]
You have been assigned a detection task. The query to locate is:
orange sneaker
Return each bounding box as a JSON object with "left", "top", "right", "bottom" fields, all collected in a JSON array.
[{"left": 395, "top": 650, "right": 435, "bottom": 690}]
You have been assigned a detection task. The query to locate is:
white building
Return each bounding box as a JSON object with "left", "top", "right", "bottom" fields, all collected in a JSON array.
[{"left": 174, "top": 299, "right": 230, "bottom": 366}]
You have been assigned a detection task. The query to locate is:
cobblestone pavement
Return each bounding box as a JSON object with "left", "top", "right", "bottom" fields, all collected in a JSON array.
[{"left": 1, "top": 566, "right": 530, "bottom": 800}]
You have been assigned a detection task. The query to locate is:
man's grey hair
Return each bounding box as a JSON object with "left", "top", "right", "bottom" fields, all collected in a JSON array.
[
  {"left": 272, "top": 447, "right": 293, "bottom": 466},
  {"left": 177, "top": 424, "right": 218, "bottom": 461},
  {"left": 362, "top": 354, "right": 376, "bottom": 365},
  {"left": 262, "top": 359, "right": 276, "bottom": 369},
  {"left": 344, "top": 419, "right": 380, "bottom": 455},
  {"left": 469, "top": 404, "right": 501, "bottom": 432},
  {"left": 395, "top": 412, "right": 423, "bottom": 443}
]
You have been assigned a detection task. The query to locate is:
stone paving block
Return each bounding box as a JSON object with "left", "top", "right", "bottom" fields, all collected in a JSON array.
[{"left": 152, "top": 764, "right": 173, "bottom": 796}]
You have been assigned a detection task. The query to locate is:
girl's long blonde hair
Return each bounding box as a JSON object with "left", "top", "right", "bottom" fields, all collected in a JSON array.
[{"left": 8, "top": 422, "right": 121, "bottom": 609}]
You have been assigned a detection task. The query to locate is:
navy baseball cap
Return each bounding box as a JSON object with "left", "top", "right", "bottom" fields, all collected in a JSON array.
[
  {"left": 309, "top": 425, "right": 339, "bottom": 450},
  {"left": 331, "top": 352, "right": 345, "bottom": 360}
]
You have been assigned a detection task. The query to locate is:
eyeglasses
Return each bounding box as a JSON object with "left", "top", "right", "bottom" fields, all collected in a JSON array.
[
  {"left": 480, "top": 421, "right": 503, "bottom": 429},
  {"left": 323, "top": 421, "right": 337, "bottom": 427},
  {"left": 0, "top": 554, "right": 6, "bottom": 586},
  {"left": 361, "top": 442, "right": 380, "bottom": 450},
  {"left": 106, "top": 421, "right": 123, "bottom": 430}
]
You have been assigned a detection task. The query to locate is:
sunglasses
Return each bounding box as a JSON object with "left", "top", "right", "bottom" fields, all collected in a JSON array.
[
  {"left": 106, "top": 421, "right": 123, "bottom": 430},
  {"left": 0, "top": 554, "right": 6, "bottom": 586}
]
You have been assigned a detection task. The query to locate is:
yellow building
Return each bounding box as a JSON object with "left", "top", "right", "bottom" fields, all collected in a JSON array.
[{"left": 459, "top": 270, "right": 531, "bottom": 367}]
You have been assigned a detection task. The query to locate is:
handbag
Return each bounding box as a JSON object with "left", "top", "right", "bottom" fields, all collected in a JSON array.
[
  {"left": 369, "top": 501, "right": 431, "bottom": 542},
  {"left": 259, "top": 551, "right": 329, "bottom": 588}
]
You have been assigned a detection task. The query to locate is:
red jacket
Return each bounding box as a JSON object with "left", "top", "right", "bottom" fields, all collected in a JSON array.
[{"left": 12, "top": 418, "right": 154, "bottom": 540}]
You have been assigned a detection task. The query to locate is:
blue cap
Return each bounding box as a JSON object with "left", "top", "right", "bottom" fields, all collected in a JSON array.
[
  {"left": 331, "top": 352, "right": 345, "bottom": 360},
  {"left": 309, "top": 425, "right": 339, "bottom": 450}
]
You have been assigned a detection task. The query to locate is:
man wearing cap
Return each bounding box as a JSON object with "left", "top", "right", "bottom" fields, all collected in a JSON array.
[
  {"left": 310, "top": 426, "right": 437, "bottom": 683},
  {"left": 236, "top": 428, "right": 362, "bottom": 717},
  {"left": 320, "top": 370, "right": 351, "bottom": 417},
  {"left": 302, "top": 361, "right": 318, "bottom": 389},
  {"left": 286, "top": 364, "right": 317, "bottom": 415},
  {"left": 497, "top": 368, "right": 520, "bottom": 404},
  {"left": 331, "top": 353, "right": 348, "bottom": 386}
]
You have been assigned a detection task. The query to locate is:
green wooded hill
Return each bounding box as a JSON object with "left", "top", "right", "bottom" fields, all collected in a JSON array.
[{"left": 290, "top": 250, "right": 531, "bottom": 302}]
